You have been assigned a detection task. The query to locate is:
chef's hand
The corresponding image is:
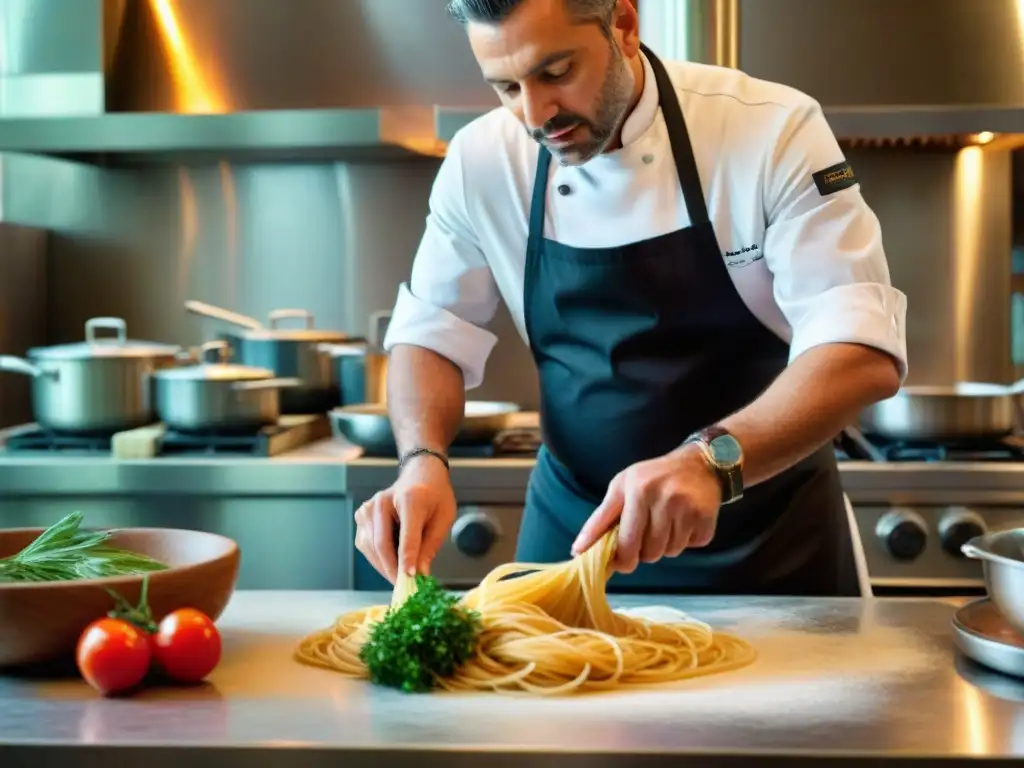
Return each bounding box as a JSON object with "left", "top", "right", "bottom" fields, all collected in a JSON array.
[
  {"left": 354, "top": 457, "right": 456, "bottom": 584},
  {"left": 570, "top": 444, "right": 722, "bottom": 572}
]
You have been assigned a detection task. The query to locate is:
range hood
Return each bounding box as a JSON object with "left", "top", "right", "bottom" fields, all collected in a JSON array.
[{"left": 0, "top": 0, "right": 1020, "bottom": 165}]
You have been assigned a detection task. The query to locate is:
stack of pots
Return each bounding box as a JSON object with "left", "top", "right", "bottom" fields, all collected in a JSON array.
[
  {"left": 184, "top": 301, "right": 354, "bottom": 414},
  {"left": 0, "top": 317, "right": 184, "bottom": 434}
]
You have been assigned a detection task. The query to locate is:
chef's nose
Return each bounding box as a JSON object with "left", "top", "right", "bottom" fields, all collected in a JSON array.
[{"left": 521, "top": 85, "right": 557, "bottom": 135}]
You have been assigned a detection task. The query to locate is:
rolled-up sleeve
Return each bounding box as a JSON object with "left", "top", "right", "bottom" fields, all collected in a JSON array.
[
  {"left": 382, "top": 131, "right": 501, "bottom": 390},
  {"left": 762, "top": 101, "right": 909, "bottom": 382}
]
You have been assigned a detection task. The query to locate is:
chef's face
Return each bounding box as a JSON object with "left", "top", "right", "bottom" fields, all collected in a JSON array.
[{"left": 467, "top": 0, "right": 641, "bottom": 166}]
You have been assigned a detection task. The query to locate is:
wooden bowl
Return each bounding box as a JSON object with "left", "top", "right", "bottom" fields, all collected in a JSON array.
[{"left": 0, "top": 527, "right": 240, "bottom": 669}]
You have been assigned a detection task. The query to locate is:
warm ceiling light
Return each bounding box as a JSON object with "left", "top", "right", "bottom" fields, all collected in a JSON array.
[{"left": 974, "top": 131, "right": 996, "bottom": 144}]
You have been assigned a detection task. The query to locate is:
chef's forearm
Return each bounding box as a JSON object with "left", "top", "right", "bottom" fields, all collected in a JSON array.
[
  {"left": 717, "top": 343, "right": 901, "bottom": 487},
  {"left": 387, "top": 344, "right": 466, "bottom": 457}
]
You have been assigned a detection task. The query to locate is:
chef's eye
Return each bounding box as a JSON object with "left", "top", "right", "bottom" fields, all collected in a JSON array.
[{"left": 543, "top": 63, "right": 572, "bottom": 81}]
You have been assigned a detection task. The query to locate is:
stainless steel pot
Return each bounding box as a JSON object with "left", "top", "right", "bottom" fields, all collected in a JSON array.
[
  {"left": 0, "top": 317, "right": 183, "bottom": 434},
  {"left": 320, "top": 342, "right": 388, "bottom": 406},
  {"left": 859, "top": 380, "right": 1024, "bottom": 441},
  {"left": 962, "top": 529, "right": 1024, "bottom": 637},
  {"left": 329, "top": 401, "right": 520, "bottom": 456},
  {"left": 153, "top": 341, "right": 301, "bottom": 433},
  {"left": 184, "top": 300, "right": 353, "bottom": 414}
]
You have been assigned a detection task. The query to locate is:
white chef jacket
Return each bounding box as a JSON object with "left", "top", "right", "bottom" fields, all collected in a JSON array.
[{"left": 383, "top": 52, "right": 909, "bottom": 391}]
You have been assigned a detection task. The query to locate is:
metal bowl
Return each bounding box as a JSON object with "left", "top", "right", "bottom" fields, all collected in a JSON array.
[
  {"left": 329, "top": 401, "right": 520, "bottom": 456},
  {"left": 963, "top": 529, "right": 1024, "bottom": 636}
]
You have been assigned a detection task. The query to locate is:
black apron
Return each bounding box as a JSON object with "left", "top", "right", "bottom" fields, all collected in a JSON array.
[{"left": 515, "top": 45, "right": 859, "bottom": 597}]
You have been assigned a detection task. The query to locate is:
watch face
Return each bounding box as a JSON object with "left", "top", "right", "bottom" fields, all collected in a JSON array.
[{"left": 709, "top": 434, "right": 743, "bottom": 468}]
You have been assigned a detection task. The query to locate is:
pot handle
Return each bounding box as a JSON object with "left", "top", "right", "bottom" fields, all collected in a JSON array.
[
  {"left": 231, "top": 377, "right": 302, "bottom": 392},
  {"left": 185, "top": 300, "right": 264, "bottom": 331},
  {"left": 85, "top": 317, "right": 127, "bottom": 345},
  {"left": 960, "top": 537, "right": 986, "bottom": 560},
  {"left": 0, "top": 355, "right": 50, "bottom": 379},
  {"left": 268, "top": 309, "right": 314, "bottom": 329},
  {"left": 199, "top": 340, "right": 231, "bottom": 363}
]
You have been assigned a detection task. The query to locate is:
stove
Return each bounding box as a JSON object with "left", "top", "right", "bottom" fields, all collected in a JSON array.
[
  {"left": 837, "top": 429, "right": 1024, "bottom": 597},
  {"left": 0, "top": 416, "right": 331, "bottom": 458}
]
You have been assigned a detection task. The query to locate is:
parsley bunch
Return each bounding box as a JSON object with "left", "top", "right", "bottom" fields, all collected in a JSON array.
[{"left": 359, "top": 574, "right": 481, "bottom": 693}]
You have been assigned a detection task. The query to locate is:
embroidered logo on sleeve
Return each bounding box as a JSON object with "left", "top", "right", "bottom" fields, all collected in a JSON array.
[{"left": 812, "top": 161, "right": 858, "bottom": 196}]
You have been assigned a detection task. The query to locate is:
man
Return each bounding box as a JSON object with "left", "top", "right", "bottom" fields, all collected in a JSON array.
[{"left": 354, "top": 0, "right": 907, "bottom": 596}]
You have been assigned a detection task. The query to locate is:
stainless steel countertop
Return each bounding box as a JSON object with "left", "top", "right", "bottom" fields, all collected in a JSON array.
[
  {"left": 4, "top": 432, "right": 1024, "bottom": 499},
  {"left": 1, "top": 591, "right": 1021, "bottom": 767}
]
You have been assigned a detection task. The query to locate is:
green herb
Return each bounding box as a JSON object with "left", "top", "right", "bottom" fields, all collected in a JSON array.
[
  {"left": 359, "top": 574, "right": 481, "bottom": 693},
  {"left": 0, "top": 511, "right": 168, "bottom": 583}
]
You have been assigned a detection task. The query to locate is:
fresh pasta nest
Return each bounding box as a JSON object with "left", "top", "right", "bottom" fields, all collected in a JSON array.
[{"left": 295, "top": 527, "right": 756, "bottom": 695}]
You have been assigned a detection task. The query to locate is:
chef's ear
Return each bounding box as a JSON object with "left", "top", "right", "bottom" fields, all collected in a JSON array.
[{"left": 610, "top": 0, "right": 641, "bottom": 57}]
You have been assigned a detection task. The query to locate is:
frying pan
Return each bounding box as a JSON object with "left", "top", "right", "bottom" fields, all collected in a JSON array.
[
  {"left": 329, "top": 401, "right": 521, "bottom": 456},
  {"left": 859, "top": 379, "right": 1024, "bottom": 441}
]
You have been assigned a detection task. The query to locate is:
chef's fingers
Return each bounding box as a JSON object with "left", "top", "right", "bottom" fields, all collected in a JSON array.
[
  {"left": 664, "top": 514, "right": 692, "bottom": 558},
  {"left": 572, "top": 477, "right": 625, "bottom": 556},
  {"left": 640, "top": 501, "right": 672, "bottom": 563},
  {"left": 371, "top": 494, "right": 399, "bottom": 583},
  {"left": 395, "top": 487, "right": 428, "bottom": 578},
  {"left": 355, "top": 502, "right": 387, "bottom": 582},
  {"left": 417, "top": 503, "right": 452, "bottom": 576},
  {"left": 688, "top": 514, "right": 717, "bottom": 548},
  {"left": 613, "top": 484, "right": 648, "bottom": 573}
]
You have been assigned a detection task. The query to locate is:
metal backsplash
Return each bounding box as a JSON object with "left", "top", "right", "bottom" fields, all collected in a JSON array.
[
  {"left": 0, "top": 152, "right": 540, "bottom": 407},
  {"left": 643, "top": 0, "right": 1024, "bottom": 108},
  {"left": 0, "top": 0, "right": 104, "bottom": 116},
  {"left": 104, "top": 0, "right": 498, "bottom": 113}
]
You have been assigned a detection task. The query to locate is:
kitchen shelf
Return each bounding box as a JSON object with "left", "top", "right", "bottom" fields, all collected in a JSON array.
[{"left": 0, "top": 104, "right": 1019, "bottom": 166}]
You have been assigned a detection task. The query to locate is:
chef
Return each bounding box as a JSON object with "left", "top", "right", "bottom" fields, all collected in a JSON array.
[{"left": 354, "top": 0, "right": 908, "bottom": 596}]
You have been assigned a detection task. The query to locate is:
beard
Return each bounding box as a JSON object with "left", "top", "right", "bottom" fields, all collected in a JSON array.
[{"left": 530, "top": 43, "right": 635, "bottom": 166}]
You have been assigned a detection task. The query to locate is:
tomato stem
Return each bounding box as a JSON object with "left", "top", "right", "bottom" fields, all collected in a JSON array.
[{"left": 105, "top": 574, "right": 158, "bottom": 634}]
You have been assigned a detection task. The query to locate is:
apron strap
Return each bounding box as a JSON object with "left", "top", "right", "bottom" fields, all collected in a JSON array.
[
  {"left": 639, "top": 42, "right": 711, "bottom": 228},
  {"left": 527, "top": 145, "right": 553, "bottom": 266}
]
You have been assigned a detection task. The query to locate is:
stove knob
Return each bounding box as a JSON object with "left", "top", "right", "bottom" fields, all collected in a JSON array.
[
  {"left": 451, "top": 512, "right": 499, "bottom": 559},
  {"left": 876, "top": 510, "right": 928, "bottom": 561},
  {"left": 939, "top": 509, "right": 987, "bottom": 558}
]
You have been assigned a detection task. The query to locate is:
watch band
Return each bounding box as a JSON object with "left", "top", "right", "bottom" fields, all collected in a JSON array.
[{"left": 398, "top": 447, "right": 450, "bottom": 473}]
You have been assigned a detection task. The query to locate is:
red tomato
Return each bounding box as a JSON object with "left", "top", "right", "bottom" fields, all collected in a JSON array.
[
  {"left": 76, "top": 618, "right": 152, "bottom": 696},
  {"left": 152, "top": 608, "right": 221, "bottom": 684}
]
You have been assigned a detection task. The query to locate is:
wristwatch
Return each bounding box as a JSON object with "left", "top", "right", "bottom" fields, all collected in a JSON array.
[{"left": 683, "top": 426, "right": 744, "bottom": 505}]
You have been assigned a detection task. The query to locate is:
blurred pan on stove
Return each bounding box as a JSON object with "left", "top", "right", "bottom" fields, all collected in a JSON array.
[
  {"left": 859, "top": 379, "right": 1024, "bottom": 442},
  {"left": 330, "top": 401, "right": 521, "bottom": 456}
]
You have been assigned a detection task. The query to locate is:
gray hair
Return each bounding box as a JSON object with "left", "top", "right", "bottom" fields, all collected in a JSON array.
[{"left": 446, "top": 0, "right": 617, "bottom": 31}]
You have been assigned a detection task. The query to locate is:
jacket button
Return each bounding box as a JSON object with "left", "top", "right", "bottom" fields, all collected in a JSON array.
[{"left": 557, "top": 184, "right": 571, "bottom": 196}]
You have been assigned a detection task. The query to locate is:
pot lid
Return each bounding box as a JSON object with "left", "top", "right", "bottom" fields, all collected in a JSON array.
[
  {"left": 156, "top": 362, "right": 275, "bottom": 381},
  {"left": 232, "top": 327, "right": 352, "bottom": 342},
  {"left": 28, "top": 318, "right": 181, "bottom": 360}
]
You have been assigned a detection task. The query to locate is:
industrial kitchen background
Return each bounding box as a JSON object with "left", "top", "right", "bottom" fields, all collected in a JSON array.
[{"left": 0, "top": 0, "right": 1022, "bottom": 596}]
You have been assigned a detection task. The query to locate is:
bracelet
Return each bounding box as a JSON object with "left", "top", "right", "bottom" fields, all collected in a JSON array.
[{"left": 398, "top": 447, "right": 450, "bottom": 472}]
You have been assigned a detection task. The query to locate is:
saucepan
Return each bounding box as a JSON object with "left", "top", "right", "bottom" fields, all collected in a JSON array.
[
  {"left": 319, "top": 310, "right": 393, "bottom": 406},
  {"left": 153, "top": 341, "right": 301, "bottom": 433},
  {"left": 0, "top": 317, "right": 185, "bottom": 434},
  {"left": 962, "top": 529, "right": 1024, "bottom": 637},
  {"left": 330, "top": 401, "right": 521, "bottom": 456},
  {"left": 859, "top": 379, "right": 1024, "bottom": 442},
  {"left": 184, "top": 300, "right": 355, "bottom": 414}
]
